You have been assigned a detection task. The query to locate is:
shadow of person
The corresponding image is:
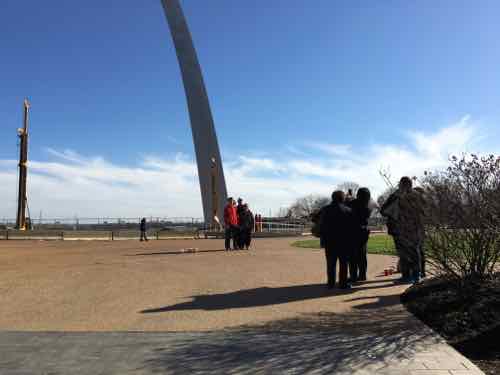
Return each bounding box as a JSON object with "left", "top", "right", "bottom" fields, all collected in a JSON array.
[
  {"left": 126, "top": 249, "right": 226, "bottom": 257},
  {"left": 344, "top": 293, "right": 403, "bottom": 310},
  {"left": 140, "top": 282, "right": 396, "bottom": 314},
  {"left": 141, "top": 284, "right": 341, "bottom": 313},
  {"left": 140, "top": 308, "right": 439, "bottom": 374}
]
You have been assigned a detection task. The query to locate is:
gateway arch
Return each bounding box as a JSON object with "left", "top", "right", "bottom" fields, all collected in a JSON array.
[{"left": 161, "top": 0, "right": 228, "bottom": 225}]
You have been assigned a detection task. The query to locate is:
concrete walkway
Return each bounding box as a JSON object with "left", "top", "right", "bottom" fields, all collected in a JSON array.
[
  {"left": 0, "top": 319, "right": 483, "bottom": 374},
  {"left": 0, "top": 238, "right": 484, "bottom": 374}
]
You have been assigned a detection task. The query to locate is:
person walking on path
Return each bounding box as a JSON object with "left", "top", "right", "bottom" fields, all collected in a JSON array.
[
  {"left": 140, "top": 217, "right": 148, "bottom": 242},
  {"left": 238, "top": 204, "right": 255, "bottom": 250},
  {"left": 381, "top": 177, "right": 424, "bottom": 283},
  {"left": 347, "top": 188, "right": 372, "bottom": 282},
  {"left": 320, "top": 190, "right": 356, "bottom": 289},
  {"left": 224, "top": 197, "right": 239, "bottom": 251}
]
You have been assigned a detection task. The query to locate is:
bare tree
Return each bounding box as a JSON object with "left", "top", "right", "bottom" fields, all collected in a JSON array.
[
  {"left": 287, "top": 195, "right": 330, "bottom": 219},
  {"left": 422, "top": 154, "right": 500, "bottom": 281},
  {"left": 377, "top": 187, "right": 397, "bottom": 208},
  {"left": 378, "top": 167, "right": 396, "bottom": 189},
  {"left": 277, "top": 207, "right": 290, "bottom": 218}
]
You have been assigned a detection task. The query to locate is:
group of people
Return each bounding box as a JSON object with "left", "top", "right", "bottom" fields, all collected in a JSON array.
[
  {"left": 317, "top": 176, "right": 425, "bottom": 290},
  {"left": 223, "top": 197, "right": 256, "bottom": 250},
  {"left": 139, "top": 177, "right": 425, "bottom": 284},
  {"left": 138, "top": 199, "right": 263, "bottom": 247},
  {"left": 316, "top": 188, "right": 372, "bottom": 289}
]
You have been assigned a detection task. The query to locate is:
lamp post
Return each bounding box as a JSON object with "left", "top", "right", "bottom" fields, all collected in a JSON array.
[
  {"left": 210, "top": 157, "right": 220, "bottom": 230},
  {"left": 16, "top": 99, "right": 30, "bottom": 230}
]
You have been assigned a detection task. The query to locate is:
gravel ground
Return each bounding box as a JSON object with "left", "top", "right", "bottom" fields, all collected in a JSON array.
[
  {"left": 0, "top": 237, "right": 404, "bottom": 331},
  {"left": 0, "top": 238, "right": 486, "bottom": 374}
]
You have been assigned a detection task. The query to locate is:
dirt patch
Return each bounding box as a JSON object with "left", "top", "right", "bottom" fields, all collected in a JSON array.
[
  {"left": 401, "top": 274, "right": 500, "bottom": 374},
  {"left": 0, "top": 238, "right": 402, "bottom": 331}
]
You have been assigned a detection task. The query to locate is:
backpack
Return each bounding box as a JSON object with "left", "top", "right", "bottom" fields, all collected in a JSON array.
[
  {"left": 385, "top": 217, "right": 400, "bottom": 236},
  {"left": 380, "top": 194, "right": 400, "bottom": 236},
  {"left": 311, "top": 209, "right": 322, "bottom": 238}
]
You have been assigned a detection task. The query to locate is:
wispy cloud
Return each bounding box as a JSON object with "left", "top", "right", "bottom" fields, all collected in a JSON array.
[
  {"left": 408, "top": 116, "right": 476, "bottom": 158},
  {"left": 0, "top": 116, "right": 491, "bottom": 219},
  {"left": 284, "top": 145, "right": 309, "bottom": 157},
  {"left": 46, "top": 148, "right": 93, "bottom": 165},
  {"left": 306, "top": 142, "right": 353, "bottom": 157}
]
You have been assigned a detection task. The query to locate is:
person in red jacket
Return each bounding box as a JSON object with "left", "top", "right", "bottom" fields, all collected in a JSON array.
[{"left": 224, "top": 197, "right": 238, "bottom": 250}]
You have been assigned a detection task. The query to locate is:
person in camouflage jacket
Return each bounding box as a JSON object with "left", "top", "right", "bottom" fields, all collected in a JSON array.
[{"left": 381, "top": 177, "right": 425, "bottom": 283}]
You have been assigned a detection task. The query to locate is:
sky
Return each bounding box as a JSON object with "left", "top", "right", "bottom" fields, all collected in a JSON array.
[{"left": 1, "top": 0, "right": 499, "bottom": 219}]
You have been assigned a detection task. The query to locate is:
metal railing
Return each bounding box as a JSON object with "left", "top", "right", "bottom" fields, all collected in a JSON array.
[
  {"left": 0, "top": 217, "right": 307, "bottom": 240},
  {"left": 257, "top": 221, "right": 306, "bottom": 233},
  {"left": 0, "top": 217, "right": 205, "bottom": 231},
  {"left": 0, "top": 215, "right": 387, "bottom": 233}
]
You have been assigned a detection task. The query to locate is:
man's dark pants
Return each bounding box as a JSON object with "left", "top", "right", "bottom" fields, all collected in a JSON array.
[
  {"left": 325, "top": 247, "right": 349, "bottom": 288},
  {"left": 359, "top": 244, "right": 368, "bottom": 279},
  {"left": 234, "top": 227, "right": 243, "bottom": 249},
  {"left": 349, "top": 243, "right": 367, "bottom": 281},
  {"left": 394, "top": 237, "right": 421, "bottom": 280},
  {"left": 240, "top": 229, "right": 252, "bottom": 249},
  {"left": 225, "top": 225, "right": 238, "bottom": 250}
]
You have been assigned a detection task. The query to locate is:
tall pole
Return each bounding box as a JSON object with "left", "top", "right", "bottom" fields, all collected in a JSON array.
[{"left": 16, "top": 99, "right": 30, "bottom": 230}]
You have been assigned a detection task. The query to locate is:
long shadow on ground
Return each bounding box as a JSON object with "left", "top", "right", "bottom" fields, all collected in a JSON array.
[
  {"left": 140, "top": 306, "right": 437, "bottom": 374},
  {"left": 344, "top": 293, "right": 403, "bottom": 310},
  {"left": 127, "top": 249, "right": 226, "bottom": 257},
  {"left": 140, "top": 282, "right": 397, "bottom": 313},
  {"left": 0, "top": 290, "right": 438, "bottom": 374}
]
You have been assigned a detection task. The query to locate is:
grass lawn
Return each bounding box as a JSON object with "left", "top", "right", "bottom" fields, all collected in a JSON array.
[{"left": 292, "top": 234, "right": 396, "bottom": 255}]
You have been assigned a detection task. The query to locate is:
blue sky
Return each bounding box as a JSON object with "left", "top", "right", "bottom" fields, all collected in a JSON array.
[{"left": 1, "top": 0, "right": 499, "bottom": 218}]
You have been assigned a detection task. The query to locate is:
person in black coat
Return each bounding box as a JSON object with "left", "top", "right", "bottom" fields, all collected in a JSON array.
[
  {"left": 347, "top": 188, "right": 372, "bottom": 282},
  {"left": 319, "top": 190, "right": 356, "bottom": 289},
  {"left": 238, "top": 204, "right": 255, "bottom": 250},
  {"left": 235, "top": 198, "right": 245, "bottom": 249},
  {"left": 140, "top": 217, "right": 148, "bottom": 242}
]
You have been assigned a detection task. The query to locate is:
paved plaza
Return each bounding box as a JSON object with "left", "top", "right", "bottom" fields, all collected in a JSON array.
[{"left": 0, "top": 238, "right": 484, "bottom": 374}]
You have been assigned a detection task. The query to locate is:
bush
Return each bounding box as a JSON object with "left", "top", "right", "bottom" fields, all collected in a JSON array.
[{"left": 422, "top": 154, "right": 500, "bottom": 281}]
